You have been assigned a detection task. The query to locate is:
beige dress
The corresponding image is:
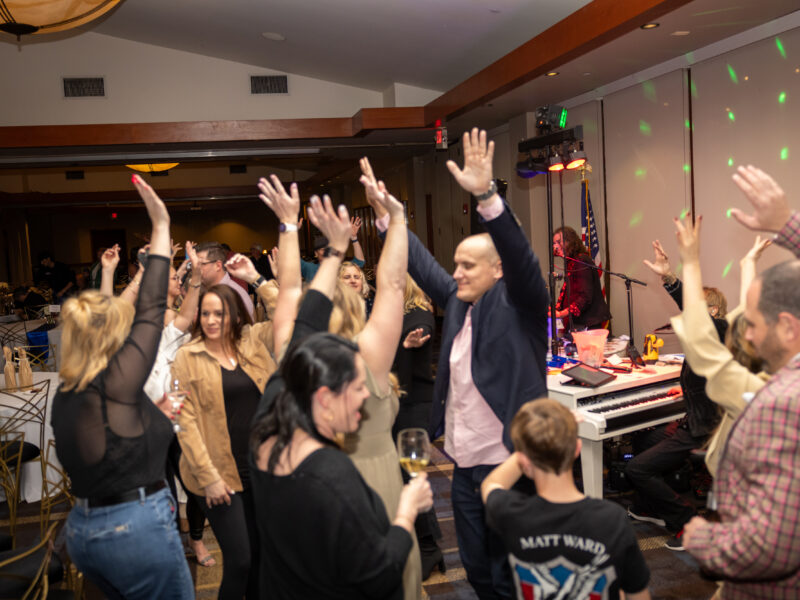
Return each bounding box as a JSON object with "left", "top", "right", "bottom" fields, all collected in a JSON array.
[{"left": 343, "top": 367, "right": 423, "bottom": 600}]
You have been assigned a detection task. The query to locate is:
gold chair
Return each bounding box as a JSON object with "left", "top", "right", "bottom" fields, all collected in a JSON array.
[
  {"left": 0, "top": 380, "right": 51, "bottom": 545},
  {"left": 14, "top": 345, "right": 58, "bottom": 373},
  {"left": 0, "top": 522, "right": 59, "bottom": 600},
  {"left": 0, "top": 431, "right": 26, "bottom": 545}
]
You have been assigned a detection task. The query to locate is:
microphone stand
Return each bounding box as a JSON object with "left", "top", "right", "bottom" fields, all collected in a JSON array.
[{"left": 558, "top": 255, "right": 648, "bottom": 356}]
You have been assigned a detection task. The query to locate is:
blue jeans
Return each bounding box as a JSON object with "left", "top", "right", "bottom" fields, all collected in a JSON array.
[{"left": 66, "top": 486, "right": 194, "bottom": 600}]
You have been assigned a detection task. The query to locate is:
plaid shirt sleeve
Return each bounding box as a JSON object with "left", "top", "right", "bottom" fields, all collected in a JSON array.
[
  {"left": 775, "top": 211, "right": 800, "bottom": 258},
  {"left": 686, "top": 369, "right": 800, "bottom": 580}
]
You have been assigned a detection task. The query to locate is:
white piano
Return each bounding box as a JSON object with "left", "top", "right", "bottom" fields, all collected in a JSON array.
[{"left": 548, "top": 364, "right": 683, "bottom": 499}]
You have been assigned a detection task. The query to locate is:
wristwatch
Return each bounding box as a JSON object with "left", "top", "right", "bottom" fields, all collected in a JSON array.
[
  {"left": 279, "top": 222, "right": 298, "bottom": 233},
  {"left": 322, "top": 246, "right": 345, "bottom": 259},
  {"left": 252, "top": 275, "right": 266, "bottom": 288},
  {"left": 473, "top": 180, "right": 498, "bottom": 202}
]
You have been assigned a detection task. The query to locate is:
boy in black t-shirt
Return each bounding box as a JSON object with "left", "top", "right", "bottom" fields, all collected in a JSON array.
[{"left": 481, "top": 398, "right": 651, "bottom": 600}]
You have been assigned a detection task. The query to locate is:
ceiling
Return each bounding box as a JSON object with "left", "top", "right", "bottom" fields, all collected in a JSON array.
[{"left": 2, "top": 0, "right": 799, "bottom": 204}]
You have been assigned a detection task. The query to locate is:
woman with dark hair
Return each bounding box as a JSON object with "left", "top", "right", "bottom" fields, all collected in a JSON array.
[
  {"left": 172, "top": 267, "right": 278, "bottom": 599},
  {"left": 552, "top": 225, "right": 611, "bottom": 332},
  {"left": 251, "top": 331, "right": 433, "bottom": 599}
]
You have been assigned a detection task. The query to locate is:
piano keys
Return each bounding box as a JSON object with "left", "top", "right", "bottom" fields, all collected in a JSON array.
[{"left": 548, "top": 364, "right": 683, "bottom": 498}]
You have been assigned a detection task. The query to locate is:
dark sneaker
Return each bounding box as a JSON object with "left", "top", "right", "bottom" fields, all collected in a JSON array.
[
  {"left": 665, "top": 530, "right": 685, "bottom": 551},
  {"left": 627, "top": 506, "right": 666, "bottom": 527}
]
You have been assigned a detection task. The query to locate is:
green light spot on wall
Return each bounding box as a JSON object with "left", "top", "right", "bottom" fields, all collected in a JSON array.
[
  {"left": 728, "top": 111, "right": 735, "bottom": 122},
  {"left": 685, "top": 119, "right": 691, "bottom": 129},
  {"left": 722, "top": 261, "right": 733, "bottom": 278},
  {"left": 680, "top": 208, "right": 690, "bottom": 219},
  {"left": 642, "top": 81, "right": 656, "bottom": 103},
  {"left": 779, "top": 91, "right": 787, "bottom": 104},
  {"left": 727, "top": 158, "right": 734, "bottom": 167},
  {"left": 776, "top": 38, "right": 786, "bottom": 59},
  {"left": 781, "top": 147, "right": 789, "bottom": 160},
  {"left": 676, "top": 262, "right": 683, "bottom": 274},
  {"left": 634, "top": 168, "right": 647, "bottom": 179},
  {"left": 683, "top": 164, "right": 691, "bottom": 173},
  {"left": 629, "top": 211, "right": 643, "bottom": 228},
  {"left": 690, "top": 80, "right": 698, "bottom": 98},
  {"left": 726, "top": 208, "right": 733, "bottom": 218},
  {"left": 639, "top": 120, "right": 652, "bottom": 135},
  {"left": 727, "top": 64, "right": 738, "bottom": 84}
]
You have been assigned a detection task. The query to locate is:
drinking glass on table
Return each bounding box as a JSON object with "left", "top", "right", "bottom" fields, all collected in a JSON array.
[{"left": 397, "top": 428, "right": 431, "bottom": 478}]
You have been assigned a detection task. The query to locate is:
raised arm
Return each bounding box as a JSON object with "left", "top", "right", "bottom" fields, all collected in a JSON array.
[
  {"left": 258, "top": 176, "right": 304, "bottom": 354},
  {"left": 350, "top": 216, "right": 365, "bottom": 264},
  {"left": 119, "top": 262, "right": 144, "bottom": 306},
  {"left": 99, "top": 244, "right": 120, "bottom": 298},
  {"left": 173, "top": 241, "right": 203, "bottom": 333},
  {"left": 739, "top": 235, "right": 772, "bottom": 308},
  {"left": 357, "top": 174, "right": 408, "bottom": 385},
  {"left": 643, "top": 238, "right": 682, "bottom": 308}
]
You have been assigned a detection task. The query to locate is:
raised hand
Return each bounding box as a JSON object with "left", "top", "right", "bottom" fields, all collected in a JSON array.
[
  {"left": 359, "top": 157, "right": 388, "bottom": 220},
  {"left": 673, "top": 214, "right": 701, "bottom": 264},
  {"left": 307, "top": 195, "right": 351, "bottom": 252},
  {"left": 446, "top": 127, "right": 495, "bottom": 196},
  {"left": 131, "top": 174, "right": 170, "bottom": 227},
  {"left": 642, "top": 240, "right": 673, "bottom": 276},
  {"left": 741, "top": 235, "right": 772, "bottom": 264},
  {"left": 360, "top": 175, "right": 404, "bottom": 222},
  {"left": 101, "top": 244, "right": 120, "bottom": 271},
  {"left": 258, "top": 175, "right": 301, "bottom": 224},
  {"left": 171, "top": 240, "right": 182, "bottom": 259},
  {"left": 731, "top": 165, "right": 792, "bottom": 232},
  {"left": 350, "top": 216, "right": 362, "bottom": 239},
  {"left": 225, "top": 253, "right": 259, "bottom": 285},
  {"left": 267, "top": 247, "right": 279, "bottom": 282},
  {"left": 403, "top": 328, "right": 431, "bottom": 349}
]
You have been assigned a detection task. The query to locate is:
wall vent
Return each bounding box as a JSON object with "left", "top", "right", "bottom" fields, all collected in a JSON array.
[
  {"left": 250, "top": 75, "right": 288, "bottom": 95},
  {"left": 229, "top": 164, "right": 247, "bottom": 174},
  {"left": 65, "top": 170, "right": 84, "bottom": 180},
  {"left": 63, "top": 77, "right": 105, "bottom": 98}
]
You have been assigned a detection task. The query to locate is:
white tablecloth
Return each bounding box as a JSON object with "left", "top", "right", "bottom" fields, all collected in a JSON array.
[
  {"left": 0, "top": 372, "right": 62, "bottom": 502},
  {"left": 0, "top": 320, "right": 62, "bottom": 371}
]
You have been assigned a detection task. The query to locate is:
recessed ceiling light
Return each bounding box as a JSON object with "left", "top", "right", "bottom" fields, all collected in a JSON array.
[
  {"left": 489, "top": 9, "right": 501, "bottom": 14},
  {"left": 545, "top": 71, "right": 559, "bottom": 77},
  {"left": 261, "top": 32, "right": 285, "bottom": 41},
  {"left": 744, "top": 75, "right": 749, "bottom": 81},
  {"left": 641, "top": 22, "right": 659, "bottom": 30},
  {"left": 583, "top": 72, "right": 591, "bottom": 76},
  {"left": 671, "top": 30, "right": 690, "bottom": 36}
]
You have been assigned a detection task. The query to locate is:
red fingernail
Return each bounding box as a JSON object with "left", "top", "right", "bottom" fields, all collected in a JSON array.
[{"left": 131, "top": 174, "right": 138, "bottom": 184}]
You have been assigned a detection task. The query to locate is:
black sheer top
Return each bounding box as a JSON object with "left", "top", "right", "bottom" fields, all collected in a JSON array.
[{"left": 52, "top": 255, "right": 173, "bottom": 499}]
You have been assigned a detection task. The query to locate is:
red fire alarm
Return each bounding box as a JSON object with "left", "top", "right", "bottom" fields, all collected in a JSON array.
[
  {"left": 435, "top": 119, "right": 448, "bottom": 150},
  {"left": 111, "top": 212, "right": 118, "bottom": 220}
]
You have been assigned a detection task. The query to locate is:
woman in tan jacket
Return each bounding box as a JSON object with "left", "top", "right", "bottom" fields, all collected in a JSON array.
[{"left": 173, "top": 260, "right": 277, "bottom": 600}]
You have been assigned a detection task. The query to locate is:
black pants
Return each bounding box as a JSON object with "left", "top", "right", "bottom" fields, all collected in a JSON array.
[
  {"left": 625, "top": 422, "right": 705, "bottom": 532},
  {"left": 197, "top": 488, "right": 259, "bottom": 600},
  {"left": 165, "top": 437, "right": 206, "bottom": 541}
]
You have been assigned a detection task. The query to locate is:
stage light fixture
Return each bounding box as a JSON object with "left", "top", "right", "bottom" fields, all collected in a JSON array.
[
  {"left": 535, "top": 105, "right": 568, "bottom": 134},
  {"left": 548, "top": 154, "right": 565, "bottom": 172},
  {"left": 515, "top": 154, "right": 548, "bottom": 178},
  {"left": 566, "top": 149, "right": 587, "bottom": 170}
]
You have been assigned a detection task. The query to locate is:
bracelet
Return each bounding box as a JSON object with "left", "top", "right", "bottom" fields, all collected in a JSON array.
[
  {"left": 279, "top": 222, "right": 298, "bottom": 233},
  {"left": 189, "top": 280, "right": 202, "bottom": 289},
  {"left": 322, "top": 246, "right": 345, "bottom": 259},
  {"left": 351, "top": 238, "right": 359, "bottom": 243},
  {"left": 473, "top": 180, "right": 498, "bottom": 202},
  {"left": 252, "top": 275, "right": 266, "bottom": 288}
]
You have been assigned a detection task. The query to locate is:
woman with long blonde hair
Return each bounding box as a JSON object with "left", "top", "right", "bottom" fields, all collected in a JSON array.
[{"left": 52, "top": 175, "right": 193, "bottom": 599}]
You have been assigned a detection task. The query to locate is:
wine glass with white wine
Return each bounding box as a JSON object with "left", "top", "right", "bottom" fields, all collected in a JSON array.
[
  {"left": 397, "top": 428, "right": 431, "bottom": 479},
  {"left": 166, "top": 378, "right": 187, "bottom": 433}
]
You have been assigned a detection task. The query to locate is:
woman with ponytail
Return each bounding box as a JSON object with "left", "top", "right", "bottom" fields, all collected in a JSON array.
[{"left": 52, "top": 175, "right": 193, "bottom": 599}]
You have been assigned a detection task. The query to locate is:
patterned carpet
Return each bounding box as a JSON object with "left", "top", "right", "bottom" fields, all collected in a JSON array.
[{"left": 5, "top": 442, "right": 717, "bottom": 599}]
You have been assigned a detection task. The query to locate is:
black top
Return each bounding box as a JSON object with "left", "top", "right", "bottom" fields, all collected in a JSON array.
[
  {"left": 52, "top": 255, "right": 172, "bottom": 499},
  {"left": 250, "top": 447, "right": 412, "bottom": 600},
  {"left": 663, "top": 278, "right": 728, "bottom": 437},
  {"left": 486, "top": 490, "right": 650, "bottom": 600},
  {"left": 556, "top": 253, "right": 612, "bottom": 331},
  {"left": 221, "top": 364, "right": 260, "bottom": 489},
  {"left": 37, "top": 261, "right": 76, "bottom": 296},
  {"left": 392, "top": 308, "right": 435, "bottom": 404},
  {"left": 254, "top": 289, "right": 335, "bottom": 423}
]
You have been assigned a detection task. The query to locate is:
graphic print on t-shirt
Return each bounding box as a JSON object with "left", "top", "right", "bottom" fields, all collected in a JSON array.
[{"left": 510, "top": 552, "right": 617, "bottom": 600}]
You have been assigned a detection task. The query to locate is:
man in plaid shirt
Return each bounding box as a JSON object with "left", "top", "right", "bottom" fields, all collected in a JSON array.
[{"left": 684, "top": 165, "right": 800, "bottom": 598}]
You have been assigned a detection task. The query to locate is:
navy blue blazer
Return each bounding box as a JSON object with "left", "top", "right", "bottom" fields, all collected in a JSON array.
[{"left": 406, "top": 202, "right": 549, "bottom": 453}]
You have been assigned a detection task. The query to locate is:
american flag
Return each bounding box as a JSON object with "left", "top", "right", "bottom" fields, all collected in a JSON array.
[{"left": 580, "top": 179, "right": 605, "bottom": 297}]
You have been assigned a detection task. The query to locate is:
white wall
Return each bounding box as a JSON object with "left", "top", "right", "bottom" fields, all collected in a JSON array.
[{"left": 1, "top": 32, "right": 383, "bottom": 126}]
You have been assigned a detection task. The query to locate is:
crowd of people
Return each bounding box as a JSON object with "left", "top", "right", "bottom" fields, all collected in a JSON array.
[{"left": 38, "top": 128, "right": 799, "bottom": 600}]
